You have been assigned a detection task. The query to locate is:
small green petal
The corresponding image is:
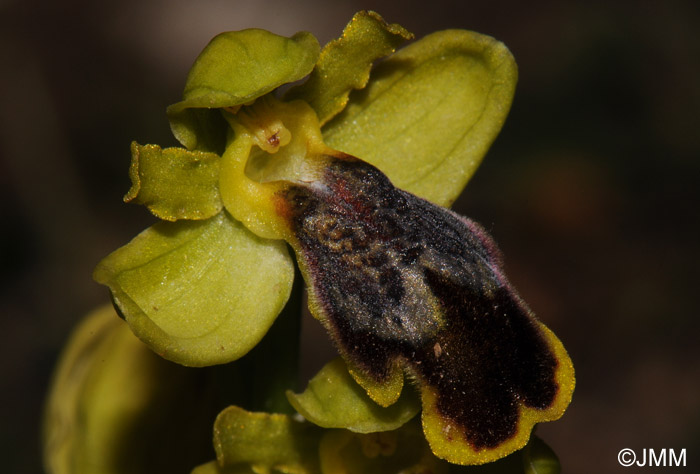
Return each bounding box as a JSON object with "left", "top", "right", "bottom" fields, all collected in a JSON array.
[
  {"left": 125, "top": 142, "right": 222, "bottom": 221},
  {"left": 168, "top": 29, "right": 320, "bottom": 151},
  {"left": 213, "top": 406, "right": 322, "bottom": 474},
  {"left": 286, "top": 358, "right": 420, "bottom": 433},
  {"left": 285, "top": 10, "right": 412, "bottom": 125},
  {"left": 323, "top": 29, "right": 517, "bottom": 207},
  {"left": 522, "top": 437, "right": 560, "bottom": 474},
  {"left": 93, "top": 211, "right": 294, "bottom": 367}
]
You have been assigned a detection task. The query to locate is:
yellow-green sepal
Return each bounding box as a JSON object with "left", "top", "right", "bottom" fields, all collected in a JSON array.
[
  {"left": 167, "top": 29, "right": 320, "bottom": 152},
  {"left": 93, "top": 211, "right": 294, "bottom": 367},
  {"left": 124, "top": 142, "right": 222, "bottom": 221},
  {"left": 43, "top": 305, "right": 218, "bottom": 474},
  {"left": 285, "top": 10, "right": 413, "bottom": 125},
  {"left": 323, "top": 29, "right": 517, "bottom": 207},
  {"left": 286, "top": 357, "right": 420, "bottom": 433}
]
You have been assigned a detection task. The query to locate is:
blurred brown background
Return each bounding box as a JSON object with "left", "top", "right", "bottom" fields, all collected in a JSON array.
[{"left": 1, "top": 1, "right": 698, "bottom": 473}]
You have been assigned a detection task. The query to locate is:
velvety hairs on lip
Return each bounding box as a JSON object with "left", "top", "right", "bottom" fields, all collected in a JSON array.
[{"left": 278, "top": 156, "right": 573, "bottom": 460}]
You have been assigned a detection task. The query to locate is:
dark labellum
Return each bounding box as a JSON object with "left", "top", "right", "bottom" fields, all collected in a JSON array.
[{"left": 278, "top": 156, "right": 562, "bottom": 451}]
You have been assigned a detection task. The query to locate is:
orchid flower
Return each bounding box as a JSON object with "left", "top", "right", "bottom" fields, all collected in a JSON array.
[{"left": 45, "top": 11, "right": 574, "bottom": 474}]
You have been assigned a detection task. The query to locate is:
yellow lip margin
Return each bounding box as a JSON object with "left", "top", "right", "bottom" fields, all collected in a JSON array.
[{"left": 420, "top": 321, "right": 575, "bottom": 465}]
